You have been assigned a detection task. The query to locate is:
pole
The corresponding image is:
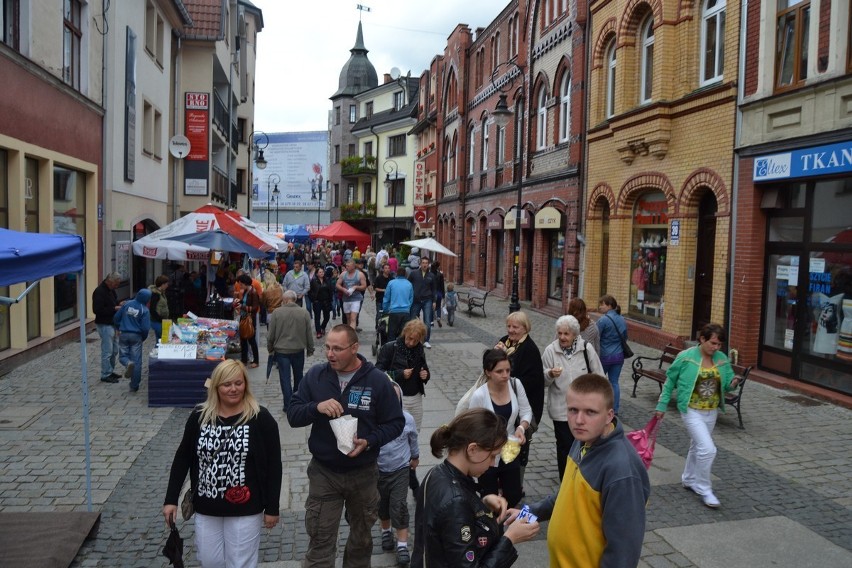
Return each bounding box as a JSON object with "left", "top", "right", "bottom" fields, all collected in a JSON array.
[{"left": 267, "top": 179, "right": 271, "bottom": 231}]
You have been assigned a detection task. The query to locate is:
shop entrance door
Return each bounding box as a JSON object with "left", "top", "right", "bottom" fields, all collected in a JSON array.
[{"left": 692, "top": 192, "right": 717, "bottom": 337}]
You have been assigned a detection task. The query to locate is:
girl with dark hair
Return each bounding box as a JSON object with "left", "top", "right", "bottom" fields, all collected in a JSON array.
[
  {"left": 236, "top": 274, "right": 260, "bottom": 367},
  {"left": 568, "top": 297, "right": 600, "bottom": 355},
  {"left": 596, "top": 294, "right": 628, "bottom": 413},
  {"left": 412, "top": 408, "right": 539, "bottom": 567},
  {"left": 655, "top": 323, "right": 742, "bottom": 509}
]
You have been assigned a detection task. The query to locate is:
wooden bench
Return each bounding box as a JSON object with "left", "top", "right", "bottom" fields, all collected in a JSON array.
[
  {"left": 631, "top": 344, "right": 682, "bottom": 398},
  {"left": 459, "top": 289, "right": 491, "bottom": 317},
  {"left": 725, "top": 363, "right": 752, "bottom": 429}
]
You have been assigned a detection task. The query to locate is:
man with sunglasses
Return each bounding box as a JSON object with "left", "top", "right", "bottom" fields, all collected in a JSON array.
[{"left": 288, "top": 324, "right": 404, "bottom": 568}]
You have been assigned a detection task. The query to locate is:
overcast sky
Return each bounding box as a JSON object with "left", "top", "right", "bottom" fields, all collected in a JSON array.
[{"left": 252, "top": 0, "right": 508, "bottom": 133}]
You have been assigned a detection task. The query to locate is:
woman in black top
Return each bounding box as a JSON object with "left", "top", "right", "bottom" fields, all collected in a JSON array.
[
  {"left": 376, "top": 319, "right": 431, "bottom": 430},
  {"left": 431, "top": 260, "right": 447, "bottom": 327},
  {"left": 163, "top": 360, "right": 282, "bottom": 568},
  {"left": 308, "top": 267, "right": 335, "bottom": 337},
  {"left": 412, "top": 408, "right": 539, "bottom": 568}
]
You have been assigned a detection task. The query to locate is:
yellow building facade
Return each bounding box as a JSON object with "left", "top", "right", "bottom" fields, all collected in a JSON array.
[{"left": 584, "top": 0, "right": 739, "bottom": 344}]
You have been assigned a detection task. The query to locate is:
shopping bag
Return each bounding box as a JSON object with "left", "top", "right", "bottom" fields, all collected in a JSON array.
[
  {"left": 626, "top": 415, "right": 662, "bottom": 469},
  {"left": 239, "top": 315, "right": 254, "bottom": 339}
]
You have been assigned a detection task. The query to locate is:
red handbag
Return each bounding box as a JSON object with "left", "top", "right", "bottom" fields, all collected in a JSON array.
[{"left": 626, "top": 415, "right": 662, "bottom": 469}]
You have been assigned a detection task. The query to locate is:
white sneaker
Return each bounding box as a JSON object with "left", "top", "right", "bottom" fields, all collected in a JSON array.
[
  {"left": 424, "top": 341, "right": 431, "bottom": 349},
  {"left": 701, "top": 492, "right": 721, "bottom": 509}
]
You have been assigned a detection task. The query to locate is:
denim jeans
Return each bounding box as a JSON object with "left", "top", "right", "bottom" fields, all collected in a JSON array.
[
  {"left": 275, "top": 351, "right": 305, "bottom": 411},
  {"left": 97, "top": 324, "right": 118, "bottom": 379},
  {"left": 150, "top": 321, "right": 163, "bottom": 342},
  {"left": 410, "top": 299, "right": 433, "bottom": 342},
  {"left": 681, "top": 408, "right": 718, "bottom": 496},
  {"left": 602, "top": 362, "right": 624, "bottom": 413},
  {"left": 118, "top": 332, "right": 144, "bottom": 389}
]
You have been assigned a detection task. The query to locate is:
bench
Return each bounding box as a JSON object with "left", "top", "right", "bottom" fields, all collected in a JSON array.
[
  {"left": 631, "top": 344, "right": 682, "bottom": 398},
  {"left": 725, "top": 363, "right": 752, "bottom": 429},
  {"left": 459, "top": 289, "right": 491, "bottom": 317}
]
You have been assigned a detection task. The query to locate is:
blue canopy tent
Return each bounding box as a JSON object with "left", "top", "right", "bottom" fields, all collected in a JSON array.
[
  {"left": 0, "top": 228, "right": 94, "bottom": 512},
  {"left": 284, "top": 224, "right": 311, "bottom": 244}
]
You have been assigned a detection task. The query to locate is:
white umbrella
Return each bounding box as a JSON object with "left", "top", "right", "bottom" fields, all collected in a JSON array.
[{"left": 400, "top": 237, "right": 457, "bottom": 257}]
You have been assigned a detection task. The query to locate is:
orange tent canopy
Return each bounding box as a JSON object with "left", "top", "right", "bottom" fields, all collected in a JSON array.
[{"left": 310, "top": 221, "right": 371, "bottom": 251}]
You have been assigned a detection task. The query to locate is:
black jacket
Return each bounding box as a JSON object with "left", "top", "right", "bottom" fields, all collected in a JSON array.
[
  {"left": 92, "top": 280, "right": 118, "bottom": 325},
  {"left": 500, "top": 334, "right": 545, "bottom": 424},
  {"left": 376, "top": 337, "right": 430, "bottom": 397},
  {"left": 412, "top": 461, "right": 517, "bottom": 568},
  {"left": 408, "top": 269, "right": 435, "bottom": 302},
  {"left": 308, "top": 275, "right": 334, "bottom": 307}
]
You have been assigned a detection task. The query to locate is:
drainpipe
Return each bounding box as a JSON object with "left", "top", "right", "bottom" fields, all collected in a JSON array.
[
  {"left": 576, "top": 12, "right": 591, "bottom": 301},
  {"left": 100, "top": 0, "right": 109, "bottom": 279},
  {"left": 172, "top": 36, "right": 182, "bottom": 221}
]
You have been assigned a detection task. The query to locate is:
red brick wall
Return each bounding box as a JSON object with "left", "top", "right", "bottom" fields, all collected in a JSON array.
[
  {"left": 817, "top": 0, "right": 831, "bottom": 73},
  {"left": 743, "top": 0, "right": 762, "bottom": 97}
]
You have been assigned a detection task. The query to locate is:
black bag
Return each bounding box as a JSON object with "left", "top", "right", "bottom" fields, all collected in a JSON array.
[
  {"left": 162, "top": 521, "right": 185, "bottom": 568},
  {"left": 606, "top": 313, "right": 634, "bottom": 358}
]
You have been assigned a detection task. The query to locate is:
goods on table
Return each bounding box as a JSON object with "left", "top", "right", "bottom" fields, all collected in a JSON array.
[{"left": 161, "top": 317, "right": 239, "bottom": 360}]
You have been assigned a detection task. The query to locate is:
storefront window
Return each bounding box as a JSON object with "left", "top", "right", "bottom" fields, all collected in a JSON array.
[
  {"left": 25, "top": 158, "right": 40, "bottom": 339},
  {"left": 548, "top": 231, "right": 564, "bottom": 299},
  {"left": 53, "top": 165, "right": 86, "bottom": 326},
  {"left": 0, "top": 149, "right": 9, "bottom": 351},
  {"left": 467, "top": 220, "right": 476, "bottom": 275},
  {"left": 763, "top": 254, "right": 799, "bottom": 351},
  {"left": 495, "top": 231, "right": 504, "bottom": 283},
  {"left": 628, "top": 192, "right": 668, "bottom": 325}
]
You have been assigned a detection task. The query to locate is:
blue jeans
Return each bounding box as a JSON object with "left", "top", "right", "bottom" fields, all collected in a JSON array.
[
  {"left": 275, "top": 351, "right": 305, "bottom": 411},
  {"left": 410, "top": 299, "right": 433, "bottom": 342},
  {"left": 602, "top": 362, "right": 624, "bottom": 413},
  {"left": 118, "top": 332, "right": 144, "bottom": 389},
  {"left": 97, "top": 324, "right": 118, "bottom": 379},
  {"left": 304, "top": 295, "right": 313, "bottom": 319},
  {"left": 150, "top": 321, "right": 163, "bottom": 342}
]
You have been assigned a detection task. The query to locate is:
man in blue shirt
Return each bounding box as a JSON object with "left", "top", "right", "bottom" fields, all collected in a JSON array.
[{"left": 382, "top": 266, "right": 413, "bottom": 343}]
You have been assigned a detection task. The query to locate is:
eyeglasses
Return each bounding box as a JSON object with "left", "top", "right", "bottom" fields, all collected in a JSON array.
[{"left": 323, "top": 343, "right": 356, "bottom": 353}]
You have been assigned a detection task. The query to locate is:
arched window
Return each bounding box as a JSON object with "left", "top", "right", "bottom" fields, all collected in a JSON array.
[
  {"left": 451, "top": 132, "right": 458, "bottom": 180},
  {"left": 482, "top": 118, "right": 489, "bottom": 170},
  {"left": 558, "top": 72, "right": 571, "bottom": 143},
  {"left": 536, "top": 87, "right": 547, "bottom": 150},
  {"left": 606, "top": 40, "right": 617, "bottom": 118},
  {"left": 468, "top": 126, "right": 476, "bottom": 175},
  {"left": 640, "top": 16, "right": 654, "bottom": 103},
  {"left": 443, "top": 137, "right": 450, "bottom": 181},
  {"left": 700, "top": 0, "right": 726, "bottom": 85},
  {"left": 445, "top": 70, "right": 457, "bottom": 113}
]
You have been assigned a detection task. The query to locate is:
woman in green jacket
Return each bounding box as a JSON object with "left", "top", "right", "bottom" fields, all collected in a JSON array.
[{"left": 655, "top": 323, "right": 741, "bottom": 509}]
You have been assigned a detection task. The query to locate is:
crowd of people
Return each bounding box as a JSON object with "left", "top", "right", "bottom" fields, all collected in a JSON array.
[{"left": 87, "top": 240, "right": 739, "bottom": 567}]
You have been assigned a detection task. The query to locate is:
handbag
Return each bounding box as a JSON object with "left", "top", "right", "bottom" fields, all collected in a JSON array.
[
  {"left": 180, "top": 488, "right": 194, "bottom": 521},
  {"left": 605, "top": 313, "right": 634, "bottom": 358},
  {"left": 239, "top": 314, "right": 255, "bottom": 339},
  {"left": 510, "top": 378, "right": 538, "bottom": 436},
  {"left": 626, "top": 415, "right": 662, "bottom": 469},
  {"left": 455, "top": 373, "right": 487, "bottom": 416}
]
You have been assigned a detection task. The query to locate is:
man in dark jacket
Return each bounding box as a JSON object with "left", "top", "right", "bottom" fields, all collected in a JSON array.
[
  {"left": 114, "top": 288, "right": 151, "bottom": 392},
  {"left": 287, "top": 324, "right": 404, "bottom": 568},
  {"left": 92, "top": 272, "right": 123, "bottom": 383},
  {"left": 407, "top": 257, "right": 435, "bottom": 348}
]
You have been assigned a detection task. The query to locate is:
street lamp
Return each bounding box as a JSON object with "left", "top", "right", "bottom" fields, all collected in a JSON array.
[
  {"left": 490, "top": 62, "right": 525, "bottom": 313},
  {"left": 267, "top": 173, "right": 280, "bottom": 232},
  {"left": 251, "top": 131, "right": 269, "bottom": 170},
  {"left": 383, "top": 159, "right": 399, "bottom": 246}
]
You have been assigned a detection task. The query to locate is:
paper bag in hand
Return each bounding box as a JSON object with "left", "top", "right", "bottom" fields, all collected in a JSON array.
[{"left": 329, "top": 415, "right": 358, "bottom": 454}]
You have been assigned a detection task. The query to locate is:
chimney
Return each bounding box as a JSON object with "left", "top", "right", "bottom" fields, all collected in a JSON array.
[{"left": 384, "top": 73, "right": 392, "bottom": 84}]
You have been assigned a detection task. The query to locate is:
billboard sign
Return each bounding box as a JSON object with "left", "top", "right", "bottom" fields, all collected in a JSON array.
[{"left": 252, "top": 131, "right": 328, "bottom": 210}]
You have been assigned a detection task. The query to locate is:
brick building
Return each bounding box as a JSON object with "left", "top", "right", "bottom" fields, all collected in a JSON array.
[
  {"left": 583, "top": 0, "right": 739, "bottom": 346},
  {"left": 426, "top": 0, "right": 587, "bottom": 313},
  {"left": 732, "top": 0, "right": 852, "bottom": 396}
]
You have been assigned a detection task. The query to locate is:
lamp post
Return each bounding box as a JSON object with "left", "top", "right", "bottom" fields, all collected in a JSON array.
[
  {"left": 267, "top": 173, "right": 280, "bottom": 233},
  {"left": 383, "top": 159, "right": 399, "bottom": 246},
  {"left": 490, "top": 62, "right": 525, "bottom": 313},
  {"left": 251, "top": 131, "right": 269, "bottom": 170}
]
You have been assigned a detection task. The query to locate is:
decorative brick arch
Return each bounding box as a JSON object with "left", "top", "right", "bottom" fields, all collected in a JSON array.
[
  {"left": 587, "top": 182, "right": 616, "bottom": 216},
  {"left": 532, "top": 71, "right": 551, "bottom": 102},
  {"left": 538, "top": 199, "right": 567, "bottom": 214},
  {"left": 616, "top": 172, "right": 676, "bottom": 215},
  {"left": 593, "top": 19, "right": 618, "bottom": 68},
  {"left": 618, "top": 0, "right": 663, "bottom": 41},
  {"left": 554, "top": 56, "right": 572, "bottom": 97},
  {"left": 679, "top": 168, "right": 730, "bottom": 215},
  {"left": 489, "top": 207, "right": 507, "bottom": 216}
]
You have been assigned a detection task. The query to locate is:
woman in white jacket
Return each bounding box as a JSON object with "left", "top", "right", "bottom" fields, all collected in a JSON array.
[
  {"left": 542, "top": 315, "right": 604, "bottom": 479},
  {"left": 468, "top": 348, "right": 532, "bottom": 507}
]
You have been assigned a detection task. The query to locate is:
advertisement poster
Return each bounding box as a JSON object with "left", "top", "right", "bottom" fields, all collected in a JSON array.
[
  {"left": 251, "top": 132, "right": 328, "bottom": 210},
  {"left": 185, "top": 92, "right": 209, "bottom": 161}
]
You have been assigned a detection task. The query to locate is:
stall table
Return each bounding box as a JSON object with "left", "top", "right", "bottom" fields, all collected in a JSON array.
[{"left": 148, "top": 358, "right": 222, "bottom": 408}]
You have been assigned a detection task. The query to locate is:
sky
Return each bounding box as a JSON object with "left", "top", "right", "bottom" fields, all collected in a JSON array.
[{"left": 251, "top": 0, "right": 510, "bottom": 133}]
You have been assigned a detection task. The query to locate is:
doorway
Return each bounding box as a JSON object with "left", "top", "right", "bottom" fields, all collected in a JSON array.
[{"left": 691, "top": 192, "right": 718, "bottom": 337}]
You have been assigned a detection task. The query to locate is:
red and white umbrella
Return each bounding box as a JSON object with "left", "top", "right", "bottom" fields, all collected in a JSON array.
[{"left": 132, "top": 204, "right": 282, "bottom": 260}]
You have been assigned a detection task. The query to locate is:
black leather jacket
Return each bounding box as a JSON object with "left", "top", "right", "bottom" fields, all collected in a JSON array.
[{"left": 412, "top": 461, "right": 517, "bottom": 568}]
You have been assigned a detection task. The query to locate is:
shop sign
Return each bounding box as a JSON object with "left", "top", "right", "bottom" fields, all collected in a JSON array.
[
  {"left": 753, "top": 139, "right": 852, "bottom": 182},
  {"left": 185, "top": 92, "right": 209, "bottom": 161},
  {"left": 414, "top": 206, "right": 427, "bottom": 224},
  {"left": 669, "top": 220, "right": 680, "bottom": 246},
  {"left": 414, "top": 161, "right": 426, "bottom": 204},
  {"left": 487, "top": 213, "right": 503, "bottom": 230},
  {"left": 535, "top": 207, "right": 561, "bottom": 229},
  {"left": 158, "top": 344, "right": 198, "bottom": 360},
  {"left": 634, "top": 198, "right": 668, "bottom": 225},
  {"left": 504, "top": 209, "right": 531, "bottom": 230}
]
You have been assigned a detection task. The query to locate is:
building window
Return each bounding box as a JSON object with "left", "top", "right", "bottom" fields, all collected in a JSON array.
[
  {"left": 145, "top": 1, "right": 165, "bottom": 66},
  {"left": 388, "top": 134, "right": 406, "bottom": 157},
  {"left": 606, "top": 40, "right": 617, "bottom": 118},
  {"left": 349, "top": 104, "right": 356, "bottom": 123},
  {"left": 628, "top": 192, "right": 669, "bottom": 326},
  {"left": 468, "top": 127, "right": 475, "bottom": 175},
  {"left": 332, "top": 183, "right": 339, "bottom": 207},
  {"left": 492, "top": 33, "right": 501, "bottom": 67},
  {"left": 364, "top": 141, "right": 373, "bottom": 158},
  {"left": 334, "top": 145, "right": 340, "bottom": 164},
  {"left": 775, "top": 0, "right": 810, "bottom": 90},
  {"left": 24, "top": 158, "right": 40, "bottom": 340},
  {"left": 509, "top": 14, "right": 519, "bottom": 57},
  {"left": 53, "top": 165, "right": 86, "bottom": 326},
  {"left": 348, "top": 143, "right": 355, "bottom": 157},
  {"left": 0, "top": 149, "right": 8, "bottom": 350},
  {"left": 639, "top": 16, "right": 655, "bottom": 104},
  {"left": 393, "top": 91, "right": 404, "bottom": 111},
  {"left": 536, "top": 87, "right": 547, "bottom": 150},
  {"left": 451, "top": 132, "right": 458, "bottom": 180},
  {"left": 238, "top": 118, "right": 247, "bottom": 143},
  {"left": 142, "top": 101, "right": 163, "bottom": 158},
  {"left": 481, "top": 119, "right": 489, "bottom": 170},
  {"left": 363, "top": 181, "right": 372, "bottom": 203},
  {"left": 559, "top": 73, "right": 571, "bottom": 143},
  {"left": 63, "top": 0, "right": 83, "bottom": 89},
  {"left": 700, "top": 0, "right": 726, "bottom": 85},
  {"left": 2, "top": 0, "right": 20, "bottom": 51},
  {"left": 387, "top": 178, "right": 405, "bottom": 206},
  {"left": 548, "top": 229, "right": 565, "bottom": 300},
  {"left": 514, "top": 97, "right": 523, "bottom": 161},
  {"left": 366, "top": 101, "right": 373, "bottom": 117},
  {"left": 334, "top": 106, "right": 341, "bottom": 125},
  {"left": 496, "top": 125, "right": 506, "bottom": 167}
]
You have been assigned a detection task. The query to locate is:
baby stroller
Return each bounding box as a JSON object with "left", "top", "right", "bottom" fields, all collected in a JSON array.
[{"left": 372, "top": 310, "right": 390, "bottom": 356}]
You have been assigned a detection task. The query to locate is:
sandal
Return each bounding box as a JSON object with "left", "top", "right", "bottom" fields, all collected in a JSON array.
[{"left": 249, "top": 362, "right": 259, "bottom": 368}]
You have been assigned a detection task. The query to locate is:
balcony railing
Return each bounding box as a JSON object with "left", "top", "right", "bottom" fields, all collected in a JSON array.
[
  {"left": 340, "top": 202, "right": 377, "bottom": 220},
  {"left": 341, "top": 155, "right": 378, "bottom": 177}
]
